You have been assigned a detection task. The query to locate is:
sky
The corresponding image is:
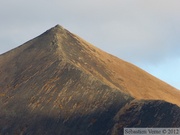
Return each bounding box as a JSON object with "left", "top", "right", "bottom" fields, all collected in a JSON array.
[{"left": 0, "top": 0, "right": 180, "bottom": 89}]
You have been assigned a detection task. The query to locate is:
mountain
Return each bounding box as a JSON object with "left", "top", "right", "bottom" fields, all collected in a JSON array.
[{"left": 0, "top": 25, "right": 179, "bottom": 135}]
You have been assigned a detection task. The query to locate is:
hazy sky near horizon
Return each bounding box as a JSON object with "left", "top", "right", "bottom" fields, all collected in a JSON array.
[{"left": 0, "top": 0, "right": 180, "bottom": 89}]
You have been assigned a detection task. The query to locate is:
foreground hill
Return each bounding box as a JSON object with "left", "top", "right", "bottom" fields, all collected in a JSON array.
[{"left": 0, "top": 25, "right": 179, "bottom": 135}]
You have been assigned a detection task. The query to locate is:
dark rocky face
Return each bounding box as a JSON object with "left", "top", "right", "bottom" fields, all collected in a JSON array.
[{"left": 0, "top": 25, "right": 179, "bottom": 135}]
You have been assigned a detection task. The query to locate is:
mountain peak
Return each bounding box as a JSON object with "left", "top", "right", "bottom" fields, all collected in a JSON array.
[
  {"left": 42, "top": 24, "right": 67, "bottom": 37},
  {"left": 49, "top": 24, "right": 66, "bottom": 33},
  {"left": 1, "top": 25, "right": 180, "bottom": 106},
  {"left": 54, "top": 24, "right": 64, "bottom": 29},
  {"left": 0, "top": 25, "right": 180, "bottom": 134}
]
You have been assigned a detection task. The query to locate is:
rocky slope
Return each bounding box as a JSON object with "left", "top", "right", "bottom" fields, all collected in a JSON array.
[{"left": 0, "top": 25, "right": 179, "bottom": 135}]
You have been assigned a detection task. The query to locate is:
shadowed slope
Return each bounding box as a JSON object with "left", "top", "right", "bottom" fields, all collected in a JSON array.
[{"left": 111, "top": 100, "right": 180, "bottom": 134}]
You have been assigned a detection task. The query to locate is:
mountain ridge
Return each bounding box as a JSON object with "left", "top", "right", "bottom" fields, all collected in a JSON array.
[{"left": 50, "top": 25, "right": 180, "bottom": 105}]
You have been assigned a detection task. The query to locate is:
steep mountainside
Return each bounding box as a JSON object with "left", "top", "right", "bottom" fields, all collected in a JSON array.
[{"left": 0, "top": 25, "right": 179, "bottom": 135}]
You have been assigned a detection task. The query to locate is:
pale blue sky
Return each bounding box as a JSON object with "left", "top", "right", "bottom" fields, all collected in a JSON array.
[{"left": 0, "top": 0, "right": 180, "bottom": 89}]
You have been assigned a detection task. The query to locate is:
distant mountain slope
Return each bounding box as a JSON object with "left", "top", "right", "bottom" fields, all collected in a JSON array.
[{"left": 0, "top": 25, "right": 179, "bottom": 135}]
